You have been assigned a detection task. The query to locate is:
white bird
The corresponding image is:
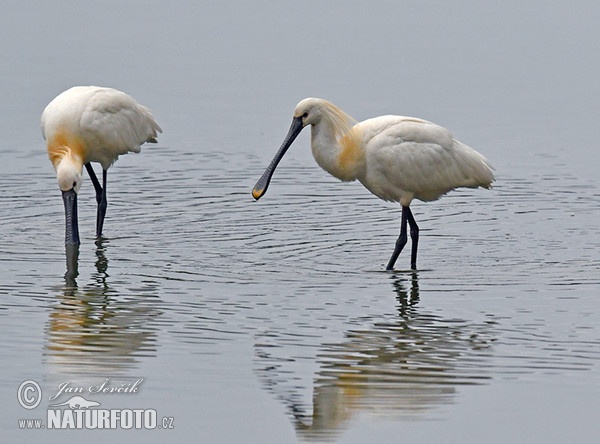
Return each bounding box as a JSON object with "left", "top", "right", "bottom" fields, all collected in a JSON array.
[
  {"left": 252, "top": 98, "right": 494, "bottom": 270},
  {"left": 42, "top": 86, "right": 161, "bottom": 245}
]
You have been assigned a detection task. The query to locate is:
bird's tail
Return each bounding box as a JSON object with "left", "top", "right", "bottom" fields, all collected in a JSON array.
[{"left": 453, "top": 139, "right": 495, "bottom": 189}]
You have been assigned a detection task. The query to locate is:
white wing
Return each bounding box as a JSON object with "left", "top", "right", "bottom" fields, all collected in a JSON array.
[
  {"left": 41, "top": 86, "right": 161, "bottom": 169},
  {"left": 361, "top": 116, "right": 494, "bottom": 203},
  {"left": 79, "top": 87, "right": 161, "bottom": 166}
]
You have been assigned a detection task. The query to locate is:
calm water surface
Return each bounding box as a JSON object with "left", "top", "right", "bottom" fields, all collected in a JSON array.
[{"left": 1, "top": 1, "right": 599, "bottom": 443}]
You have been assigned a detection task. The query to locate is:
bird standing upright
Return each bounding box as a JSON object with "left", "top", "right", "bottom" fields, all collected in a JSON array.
[
  {"left": 42, "top": 86, "right": 161, "bottom": 245},
  {"left": 252, "top": 98, "right": 494, "bottom": 270}
]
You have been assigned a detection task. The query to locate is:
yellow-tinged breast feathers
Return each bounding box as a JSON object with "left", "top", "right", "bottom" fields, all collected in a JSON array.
[
  {"left": 315, "top": 100, "right": 365, "bottom": 180},
  {"left": 47, "top": 130, "right": 86, "bottom": 168},
  {"left": 337, "top": 127, "right": 365, "bottom": 181}
]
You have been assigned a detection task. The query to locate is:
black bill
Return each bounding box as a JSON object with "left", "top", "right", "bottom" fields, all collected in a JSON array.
[
  {"left": 62, "top": 189, "right": 80, "bottom": 245},
  {"left": 252, "top": 116, "right": 304, "bottom": 200}
]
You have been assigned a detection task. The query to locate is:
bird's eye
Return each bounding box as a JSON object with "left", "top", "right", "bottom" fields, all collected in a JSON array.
[
  {"left": 302, "top": 112, "right": 308, "bottom": 118},
  {"left": 72, "top": 181, "right": 77, "bottom": 188}
]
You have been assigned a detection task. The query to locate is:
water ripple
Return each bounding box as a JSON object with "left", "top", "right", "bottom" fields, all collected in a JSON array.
[{"left": 1, "top": 148, "right": 599, "bottom": 440}]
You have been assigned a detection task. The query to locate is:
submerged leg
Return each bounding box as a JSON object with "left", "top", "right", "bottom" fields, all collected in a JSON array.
[
  {"left": 386, "top": 206, "right": 409, "bottom": 271},
  {"left": 84, "top": 163, "right": 108, "bottom": 238},
  {"left": 405, "top": 207, "right": 419, "bottom": 270}
]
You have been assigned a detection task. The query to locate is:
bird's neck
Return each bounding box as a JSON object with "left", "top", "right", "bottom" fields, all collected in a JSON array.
[
  {"left": 310, "top": 122, "right": 365, "bottom": 182},
  {"left": 47, "top": 130, "right": 86, "bottom": 169},
  {"left": 48, "top": 144, "right": 84, "bottom": 171}
]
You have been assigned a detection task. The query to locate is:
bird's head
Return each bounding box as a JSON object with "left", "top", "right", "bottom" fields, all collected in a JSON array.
[
  {"left": 293, "top": 98, "right": 324, "bottom": 127},
  {"left": 56, "top": 157, "right": 83, "bottom": 193},
  {"left": 294, "top": 98, "right": 356, "bottom": 135},
  {"left": 252, "top": 98, "right": 356, "bottom": 200}
]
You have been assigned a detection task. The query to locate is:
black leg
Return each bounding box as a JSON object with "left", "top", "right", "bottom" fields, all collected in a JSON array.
[
  {"left": 386, "top": 206, "right": 419, "bottom": 270},
  {"left": 386, "top": 206, "right": 409, "bottom": 270},
  {"left": 84, "top": 163, "right": 108, "bottom": 239},
  {"left": 96, "top": 169, "right": 108, "bottom": 239},
  {"left": 406, "top": 207, "right": 419, "bottom": 270},
  {"left": 85, "top": 163, "right": 102, "bottom": 199}
]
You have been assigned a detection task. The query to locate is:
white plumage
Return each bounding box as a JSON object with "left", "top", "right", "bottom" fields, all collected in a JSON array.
[
  {"left": 252, "top": 98, "right": 494, "bottom": 270},
  {"left": 42, "top": 86, "right": 161, "bottom": 245},
  {"left": 42, "top": 86, "right": 161, "bottom": 170},
  {"left": 355, "top": 115, "right": 494, "bottom": 205}
]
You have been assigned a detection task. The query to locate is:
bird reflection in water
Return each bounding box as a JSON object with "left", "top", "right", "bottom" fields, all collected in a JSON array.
[
  {"left": 45, "top": 240, "right": 161, "bottom": 379},
  {"left": 64, "top": 239, "right": 110, "bottom": 288},
  {"left": 255, "top": 273, "right": 496, "bottom": 441},
  {"left": 64, "top": 243, "right": 80, "bottom": 288},
  {"left": 393, "top": 270, "right": 420, "bottom": 313}
]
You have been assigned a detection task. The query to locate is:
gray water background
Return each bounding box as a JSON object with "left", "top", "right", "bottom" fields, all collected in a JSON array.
[{"left": 1, "top": 1, "right": 599, "bottom": 442}]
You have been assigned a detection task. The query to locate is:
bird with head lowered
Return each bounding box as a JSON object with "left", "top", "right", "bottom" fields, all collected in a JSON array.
[{"left": 42, "top": 86, "right": 161, "bottom": 245}]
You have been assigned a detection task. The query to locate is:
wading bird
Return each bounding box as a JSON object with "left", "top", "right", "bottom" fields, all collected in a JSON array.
[
  {"left": 42, "top": 86, "right": 161, "bottom": 245},
  {"left": 252, "top": 98, "right": 494, "bottom": 270}
]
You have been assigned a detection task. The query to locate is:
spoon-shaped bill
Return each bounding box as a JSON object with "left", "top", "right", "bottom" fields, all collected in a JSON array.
[
  {"left": 252, "top": 116, "right": 304, "bottom": 200},
  {"left": 62, "top": 189, "right": 80, "bottom": 245}
]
